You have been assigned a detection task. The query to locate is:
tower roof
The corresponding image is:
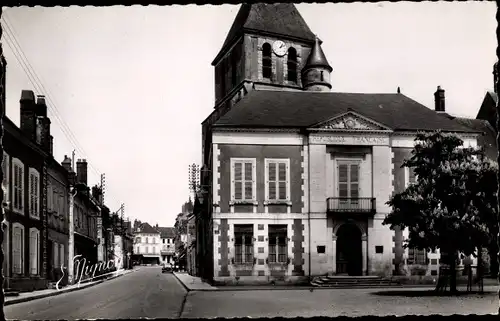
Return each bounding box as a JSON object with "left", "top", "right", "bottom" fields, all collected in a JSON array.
[
  {"left": 212, "top": 3, "right": 316, "bottom": 66},
  {"left": 303, "top": 37, "right": 333, "bottom": 73}
]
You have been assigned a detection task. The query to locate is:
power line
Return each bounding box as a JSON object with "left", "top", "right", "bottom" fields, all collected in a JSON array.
[{"left": 1, "top": 14, "right": 123, "bottom": 207}]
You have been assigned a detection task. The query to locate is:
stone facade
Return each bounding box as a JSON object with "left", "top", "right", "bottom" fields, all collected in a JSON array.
[{"left": 208, "top": 125, "right": 479, "bottom": 284}]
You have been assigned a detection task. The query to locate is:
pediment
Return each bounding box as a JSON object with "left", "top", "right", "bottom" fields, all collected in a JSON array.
[{"left": 313, "top": 111, "right": 392, "bottom": 131}]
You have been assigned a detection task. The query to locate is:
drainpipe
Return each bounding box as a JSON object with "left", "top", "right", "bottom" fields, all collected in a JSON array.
[{"left": 307, "top": 135, "right": 312, "bottom": 282}]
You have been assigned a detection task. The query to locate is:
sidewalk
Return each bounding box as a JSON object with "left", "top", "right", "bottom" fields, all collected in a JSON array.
[
  {"left": 5, "top": 267, "right": 139, "bottom": 306},
  {"left": 173, "top": 272, "right": 500, "bottom": 292},
  {"left": 172, "top": 272, "right": 218, "bottom": 291}
]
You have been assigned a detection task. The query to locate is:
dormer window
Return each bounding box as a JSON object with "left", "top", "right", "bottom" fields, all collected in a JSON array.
[
  {"left": 287, "top": 47, "right": 297, "bottom": 83},
  {"left": 262, "top": 43, "right": 272, "bottom": 79}
]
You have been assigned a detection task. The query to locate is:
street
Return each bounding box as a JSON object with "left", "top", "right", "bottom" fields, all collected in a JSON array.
[
  {"left": 5, "top": 266, "right": 187, "bottom": 320},
  {"left": 5, "top": 266, "right": 499, "bottom": 320}
]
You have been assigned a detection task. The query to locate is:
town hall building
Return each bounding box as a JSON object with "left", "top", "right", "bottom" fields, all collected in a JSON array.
[{"left": 199, "top": 3, "right": 488, "bottom": 285}]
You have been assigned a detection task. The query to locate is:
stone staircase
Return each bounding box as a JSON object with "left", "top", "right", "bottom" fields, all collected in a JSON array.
[{"left": 311, "top": 275, "right": 402, "bottom": 288}]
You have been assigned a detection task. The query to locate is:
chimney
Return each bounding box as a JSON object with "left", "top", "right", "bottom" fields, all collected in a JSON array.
[
  {"left": 91, "top": 185, "right": 103, "bottom": 204},
  {"left": 61, "top": 155, "right": 72, "bottom": 172},
  {"left": 434, "top": 86, "right": 445, "bottom": 113},
  {"left": 34, "top": 95, "right": 52, "bottom": 153},
  {"left": 397, "top": 87, "right": 401, "bottom": 94},
  {"left": 76, "top": 159, "right": 88, "bottom": 186},
  {"left": 20, "top": 90, "right": 37, "bottom": 141}
]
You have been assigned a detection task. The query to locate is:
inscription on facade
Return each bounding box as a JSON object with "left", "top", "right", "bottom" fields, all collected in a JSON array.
[{"left": 310, "top": 135, "right": 389, "bottom": 146}]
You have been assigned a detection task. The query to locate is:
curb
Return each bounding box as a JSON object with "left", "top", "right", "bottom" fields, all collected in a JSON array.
[
  {"left": 172, "top": 272, "right": 194, "bottom": 292},
  {"left": 5, "top": 268, "right": 138, "bottom": 306}
]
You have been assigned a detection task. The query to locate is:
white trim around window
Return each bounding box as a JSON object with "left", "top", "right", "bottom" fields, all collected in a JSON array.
[
  {"left": 404, "top": 166, "right": 417, "bottom": 188},
  {"left": 264, "top": 158, "right": 291, "bottom": 213},
  {"left": 28, "top": 168, "right": 40, "bottom": 220},
  {"left": 229, "top": 158, "right": 257, "bottom": 213},
  {"left": 2, "top": 152, "right": 10, "bottom": 206},
  {"left": 29, "top": 227, "right": 40, "bottom": 275},
  {"left": 12, "top": 222, "right": 24, "bottom": 275},
  {"left": 11, "top": 158, "right": 24, "bottom": 215}
]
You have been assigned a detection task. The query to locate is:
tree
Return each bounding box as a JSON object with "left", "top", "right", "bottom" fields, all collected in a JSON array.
[{"left": 383, "top": 131, "right": 498, "bottom": 293}]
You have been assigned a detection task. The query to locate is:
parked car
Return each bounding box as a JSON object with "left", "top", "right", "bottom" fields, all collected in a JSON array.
[{"left": 162, "top": 263, "right": 173, "bottom": 273}]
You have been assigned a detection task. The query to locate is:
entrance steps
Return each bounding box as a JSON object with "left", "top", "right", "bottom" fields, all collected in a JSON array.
[{"left": 310, "top": 275, "right": 402, "bottom": 288}]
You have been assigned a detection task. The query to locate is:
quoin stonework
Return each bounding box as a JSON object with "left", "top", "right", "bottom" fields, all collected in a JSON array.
[{"left": 191, "top": 3, "right": 497, "bottom": 285}]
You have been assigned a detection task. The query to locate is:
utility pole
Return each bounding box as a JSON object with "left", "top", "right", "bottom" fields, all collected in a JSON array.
[
  {"left": 97, "top": 174, "right": 105, "bottom": 262},
  {"left": 71, "top": 150, "right": 76, "bottom": 173}
]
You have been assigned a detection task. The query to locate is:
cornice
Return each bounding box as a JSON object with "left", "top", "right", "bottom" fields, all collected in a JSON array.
[
  {"left": 307, "top": 128, "right": 393, "bottom": 135},
  {"left": 213, "top": 127, "right": 301, "bottom": 133}
]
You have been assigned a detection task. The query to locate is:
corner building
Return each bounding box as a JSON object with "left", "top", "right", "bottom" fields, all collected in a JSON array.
[{"left": 200, "top": 3, "right": 482, "bottom": 285}]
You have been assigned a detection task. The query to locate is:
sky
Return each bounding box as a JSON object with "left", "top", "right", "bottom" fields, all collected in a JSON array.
[{"left": 1, "top": 2, "right": 497, "bottom": 227}]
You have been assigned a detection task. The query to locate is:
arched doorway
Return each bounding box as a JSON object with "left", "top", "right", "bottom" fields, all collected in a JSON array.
[{"left": 336, "top": 223, "right": 363, "bottom": 276}]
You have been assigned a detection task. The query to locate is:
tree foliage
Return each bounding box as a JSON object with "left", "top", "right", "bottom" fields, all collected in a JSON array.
[{"left": 383, "top": 131, "right": 498, "bottom": 290}]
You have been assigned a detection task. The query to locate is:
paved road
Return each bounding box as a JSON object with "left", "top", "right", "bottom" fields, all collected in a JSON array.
[
  {"left": 181, "top": 286, "right": 499, "bottom": 318},
  {"left": 5, "top": 266, "right": 187, "bottom": 320}
]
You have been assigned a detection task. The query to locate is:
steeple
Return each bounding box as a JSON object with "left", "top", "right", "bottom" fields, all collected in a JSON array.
[
  {"left": 211, "top": 3, "right": 318, "bottom": 105},
  {"left": 301, "top": 36, "right": 333, "bottom": 92}
]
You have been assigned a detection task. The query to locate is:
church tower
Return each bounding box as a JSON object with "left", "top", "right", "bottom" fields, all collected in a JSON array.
[
  {"left": 301, "top": 37, "right": 333, "bottom": 92},
  {"left": 211, "top": 3, "right": 318, "bottom": 109}
]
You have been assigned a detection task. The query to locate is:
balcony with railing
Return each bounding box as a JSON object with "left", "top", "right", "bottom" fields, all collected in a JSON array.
[
  {"left": 326, "top": 197, "right": 376, "bottom": 215},
  {"left": 161, "top": 245, "right": 175, "bottom": 255}
]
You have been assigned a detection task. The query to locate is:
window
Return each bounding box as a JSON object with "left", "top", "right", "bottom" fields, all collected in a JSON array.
[
  {"left": 12, "top": 223, "right": 24, "bottom": 274},
  {"left": 234, "top": 224, "right": 254, "bottom": 264},
  {"left": 230, "top": 158, "right": 256, "bottom": 202},
  {"left": 338, "top": 162, "right": 360, "bottom": 199},
  {"left": 136, "top": 246, "right": 140, "bottom": 254},
  {"left": 287, "top": 47, "right": 297, "bottom": 82},
  {"left": 408, "top": 248, "right": 427, "bottom": 265},
  {"left": 12, "top": 158, "right": 24, "bottom": 213},
  {"left": 29, "top": 228, "right": 40, "bottom": 275},
  {"left": 145, "top": 246, "right": 149, "bottom": 254},
  {"left": 29, "top": 168, "right": 40, "bottom": 219},
  {"left": 145, "top": 237, "right": 149, "bottom": 244},
  {"left": 262, "top": 43, "right": 272, "bottom": 79},
  {"left": 265, "top": 159, "right": 290, "bottom": 201},
  {"left": 59, "top": 243, "right": 65, "bottom": 268},
  {"left": 268, "top": 225, "right": 288, "bottom": 264},
  {"left": 405, "top": 166, "right": 417, "bottom": 187},
  {"left": 2, "top": 152, "right": 9, "bottom": 204}
]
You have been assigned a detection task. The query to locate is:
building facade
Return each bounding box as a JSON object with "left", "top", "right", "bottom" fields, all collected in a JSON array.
[
  {"left": 158, "top": 227, "right": 175, "bottom": 266},
  {"left": 198, "top": 3, "right": 486, "bottom": 285},
  {"left": 70, "top": 159, "right": 100, "bottom": 266},
  {"left": 46, "top": 156, "right": 70, "bottom": 286},
  {"left": 2, "top": 90, "right": 50, "bottom": 291},
  {"left": 132, "top": 222, "right": 161, "bottom": 265}
]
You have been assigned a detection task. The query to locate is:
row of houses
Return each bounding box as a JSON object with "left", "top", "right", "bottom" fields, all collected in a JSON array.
[
  {"left": 131, "top": 220, "right": 175, "bottom": 266},
  {"left": 187, "top": 3, "right": 499, "bottom": 285},
  {"left": 0, "top": 58, "right": 132, "bottom": 291}
]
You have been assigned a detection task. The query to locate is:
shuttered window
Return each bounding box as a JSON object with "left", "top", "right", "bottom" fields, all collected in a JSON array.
[
  {"left": 408, "top": 248, "right": 427, "bottom": 265},
  {"left": 265, "top": 159, "right": 290, "bottom": 201},
  {"left": 29, "top": 169, "right": 40, "bottom": 218},
  {"left": 12, "top": 159, "right": 24, "bottom": 213},
  {"left": 338, "top": 163, "right": 360, "bottom": 198},
  {"left": 231, "top": 159, "right": 256, "bottom": 202},
  {"left": 29, "top": 228, "right": 40, "bottom": 275},
  {"left": 53, "top": 241, "right": 59, "bottom": 268},
  {"left": 12, "top": 223, "right": 24, "bottom": 274},
  {"left": 2, "top": 152, "right": 9, "bottom": 204}
]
